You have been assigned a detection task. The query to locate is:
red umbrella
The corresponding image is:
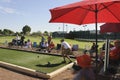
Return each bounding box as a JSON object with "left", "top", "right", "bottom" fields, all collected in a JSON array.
[
  {"left": 100, "top": 23, "right": 120, "bottom": 33},
  {"left": 49, "top": 0, "right": 120, "bottom": 69},
  {"left": 49, "top": 0, "right": 120, "bottom": 24}
]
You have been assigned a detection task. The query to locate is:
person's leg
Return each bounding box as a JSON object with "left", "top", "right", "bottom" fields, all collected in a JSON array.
[
  {"left": 66, "top": 55, "right": 72, "bottom": 62},
  {"left": 65, "top": 49, "right": 72, "bottom": 62},
  {"left": 63, "top": 54, "right": 66, "bottom": 62},
  {"left": 62, "top": 50, "right": 66, "bottom": 63},
  {"left": 62, "top": 54, "right": 66, "bottom": 63}
]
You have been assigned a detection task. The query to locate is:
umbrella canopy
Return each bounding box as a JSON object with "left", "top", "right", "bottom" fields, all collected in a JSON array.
[
  {"left": 100, "top": 23, "right": 120, "bottom": 33},
  {"left": 49, "top": 0, "right": 120, "bottom": 24},
  {"left": 49, "top": 0, "right": 120, "bottom": 70}
]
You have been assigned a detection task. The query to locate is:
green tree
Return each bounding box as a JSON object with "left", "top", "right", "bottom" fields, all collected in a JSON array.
[
  {"left": 3, "top": 29, "right": 14, "bottom": 35},
  {"left": 43, "top": 31, "right": 48, "bottom": 36},
  {"left": 15, "top": 32, "right": 20, "bottom": 36},
  {"left": 31, "top": 31, "right": 42, "bottom": 36},
  {"left": 0, "top": 29, "right": 2, "bottom": 34},
  {"left": 22, "top": 25, "right": 31, "bottom": 35}
]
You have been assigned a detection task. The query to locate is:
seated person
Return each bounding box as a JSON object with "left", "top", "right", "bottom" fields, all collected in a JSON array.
[
  {"left": 39, "top": 41, "right": 45, "bottom": 49},
  {"left": 74, "top": 54, "right": 95, "bottom": 80},
  {"left": 23, "top": 41, "right": 28, "bottom": 48},
  {"left": 99, "top": 42, "right": 114, "bottom": 61},
  {"left": 99, "top": 40, "right": 120, "bottom": 75},
  {"left": 89, "top": 42, "right": 98, "bottom": 57},
  {"left": 39, "top": 41, "right": 48, "bottom": 52},
  {"left": 101, "top": 42, "right": 114, "bottom": 51},
  {"left": 12, "top": 38, "right": 17, "bottom": 46},
  {"left": 27, "top": 39, "right": 32, "bottom": 48},
  {"left": 99, "top": 40, "right": 120, "bottom": 65},
  {"left": 48, "top": 41, "right": 55, "bottom": 53},
  {"left": 43, "top": 41, "right": 48, "bottom": 49},
  {"left": 109, "top": 40, "right": 120, "bottom": 65},
  {"left": 23, "top": 39, "right": 32, "bottom": 49}
]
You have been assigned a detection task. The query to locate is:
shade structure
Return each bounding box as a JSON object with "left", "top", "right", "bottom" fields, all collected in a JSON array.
[
  {"left": 49, "top": 0, "right": 120, "bottom": 24},
  {"left": 100, "top": 23, "right": 120, "bottom": 33},
  {"left": 49, "top": 0, "right": 120, "bottom": 71}
]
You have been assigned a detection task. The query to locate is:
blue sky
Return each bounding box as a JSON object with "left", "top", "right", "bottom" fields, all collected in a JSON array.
[{"left": 0, "top": 0, "right": 102, "bottom": 33}]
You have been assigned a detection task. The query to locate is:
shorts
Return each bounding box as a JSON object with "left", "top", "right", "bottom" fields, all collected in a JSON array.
[{"left": 62, "top": 48, "right": 72, "bottom": 55}]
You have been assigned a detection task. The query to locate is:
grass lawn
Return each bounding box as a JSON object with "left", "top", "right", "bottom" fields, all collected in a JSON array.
[{"left": 0, "top": 48, "right": 75, "bottom": 73}]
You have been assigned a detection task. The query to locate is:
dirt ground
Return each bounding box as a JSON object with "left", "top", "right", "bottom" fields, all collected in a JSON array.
[{"left": 0, "top": 67, "right": 75, "bottom": 80}]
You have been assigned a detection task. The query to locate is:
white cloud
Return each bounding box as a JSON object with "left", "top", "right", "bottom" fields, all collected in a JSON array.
[
  {"left": 0, "top": 6, "right": 15, "bottom": 14},
  {"left": 0, "top": 6, "right": 24, "bottom": 16}
]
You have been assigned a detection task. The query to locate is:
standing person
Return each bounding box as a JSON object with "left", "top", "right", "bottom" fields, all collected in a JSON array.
[
  {"left": 16, "top": 34, "right": 20, "bottom": 46},
  {"left": 60, "top": 39, "right": 72, "bottom": 63},
  {"left": 47, "top": 35, "right": 52, "bottom": 45},
  {"left": 20, "top": 34, "right": 25, "bottom": 47},
  {"left": 74, "top": 54, "right": 95, "bottom": 80},
  {"left": 16, "top": 34, "right": 20, "bottom": 41},
  {"left": 41, "top": 35, "right": 45, "bottom": 43},
  {"left": 39, "top": 35, "right": 45, "bottom": 49}
]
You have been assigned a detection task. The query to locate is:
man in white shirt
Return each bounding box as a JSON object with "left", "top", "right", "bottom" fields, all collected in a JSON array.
[{"left": 61, "top": 39, "right": 72, "bottom": 63}]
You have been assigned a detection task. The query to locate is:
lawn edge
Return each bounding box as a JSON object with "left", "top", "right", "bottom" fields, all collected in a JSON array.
[{"left": 0, "top": 61, "right": 74, "bottom": 79}]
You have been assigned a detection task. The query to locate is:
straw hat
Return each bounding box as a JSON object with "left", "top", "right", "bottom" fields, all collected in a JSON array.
[{"left": 76, "top": 54, "right": 92, "bottom": 68}]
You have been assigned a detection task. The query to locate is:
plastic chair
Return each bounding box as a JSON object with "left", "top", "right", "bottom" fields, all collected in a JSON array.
[
  {"left": 56, "top": 44, "right": 61, "bottom": 50},
  {"left": 72, "top": 44, "right": 79, "bottom": 51},
  {"left": 32, "top": 42, "right": 37, "bottom": 47}
]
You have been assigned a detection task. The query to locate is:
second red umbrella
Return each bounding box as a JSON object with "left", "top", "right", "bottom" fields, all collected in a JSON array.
[{"left": 100, "top": 23, "right": 120, "bottom": 33}]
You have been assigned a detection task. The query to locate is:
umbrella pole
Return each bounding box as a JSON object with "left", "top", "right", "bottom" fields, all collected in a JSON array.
[
  {"left": 63, "top": 23, "right": 65, "bottom": 38},
  {"left": 95, "top": 4, "right": 99, "bottom": 76}
]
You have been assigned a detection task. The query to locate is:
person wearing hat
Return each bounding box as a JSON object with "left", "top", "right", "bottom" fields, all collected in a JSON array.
[
  {"left": 60, "top": 39, "right": 72, "bottom": 63},
  {"left": 74, "top": 54, "right": 95, "bottom": 80}
]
